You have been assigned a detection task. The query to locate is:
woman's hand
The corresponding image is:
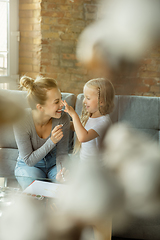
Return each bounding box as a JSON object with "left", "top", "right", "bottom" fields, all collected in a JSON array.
[
  {"left": 50, "top": 124, "right": 63, "bottom": 144},
  {"left": 56, "top": 167, "right": 70, "bottom": 183},
  {"left": 63, "top": 100, "right": 76, "bottom": 118}
]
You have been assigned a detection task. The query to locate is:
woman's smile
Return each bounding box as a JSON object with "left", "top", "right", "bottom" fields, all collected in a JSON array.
[{"left": 56, "top": 109, "right": 62, "bottom": 113}]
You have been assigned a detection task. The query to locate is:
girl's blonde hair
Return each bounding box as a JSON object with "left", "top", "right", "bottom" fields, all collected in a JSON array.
[
  {"left": 81, "top": 78, "right": 115, "bottom": 126},
  {"left": 19, "top": 75, "right": 58, "bottom": 109},
  {"left": 74, "top": 78, "right": 115, "bottom": 154}
]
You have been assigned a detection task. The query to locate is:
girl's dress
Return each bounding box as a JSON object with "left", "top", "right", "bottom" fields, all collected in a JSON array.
[{"left": 80, "top": 114, "right": 111, "bottom": 162}]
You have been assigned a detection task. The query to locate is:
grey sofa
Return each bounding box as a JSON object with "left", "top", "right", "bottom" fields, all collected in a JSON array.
[{"left": 0, "top": 89, "right": 160, "bottom": 240}]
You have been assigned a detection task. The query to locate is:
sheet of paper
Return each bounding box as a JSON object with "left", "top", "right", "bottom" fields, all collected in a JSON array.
[{"left": 23, "top": 180, "right": 67, "bottom": 198}]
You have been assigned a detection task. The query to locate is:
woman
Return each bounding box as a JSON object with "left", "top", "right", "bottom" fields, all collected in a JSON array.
[{"left": 13, "top": 75, "right": 70, "bottom": 189}]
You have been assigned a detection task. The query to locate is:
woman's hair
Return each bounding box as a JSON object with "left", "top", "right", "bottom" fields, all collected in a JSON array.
[
  {"left": 19, "top": 75, "right": 58, "bottom": 109},
  {"left": 74, "top": 78, "right": 115, "bottom": 154}
]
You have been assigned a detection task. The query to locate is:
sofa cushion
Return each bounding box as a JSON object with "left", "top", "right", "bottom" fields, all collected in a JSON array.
[
  {"left": 75, "top": 93, "right": 84, "bottom": 116},
  {"left": 118, "top": 95, "right": 159, "bottom": 129},
  {"left": 62, "top": 93, "right": 76, "bottom": 109},
  {"left": 0, "top": 89, "right": 29, "bottom": 108},
  {"left": 0, "top": 125, "right": 17, "bottom": 148},
  {"left": 0, "top": 89, "right": 28, "bottom": 149},
  {"left": 62, "top": 93, "right": 77, "bottom": 152},
  {"left": 0, "top": 148, "right": 18, "bottom": 177},
  {"left": 117, "top": 95, "right": 159, "bottom": 141}
]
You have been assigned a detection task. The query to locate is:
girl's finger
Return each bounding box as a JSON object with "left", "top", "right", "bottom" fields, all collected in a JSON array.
[
  {"left": 64, "top": 100, "right": 69, "bottom": 108},
  {"left": 61, "top": 100, "right": 64, "bottom": 105}
]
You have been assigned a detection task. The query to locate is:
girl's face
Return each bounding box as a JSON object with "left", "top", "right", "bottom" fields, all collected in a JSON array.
[
  {"left": 83, "top": 85, "right": 101, "bottom": 118},
  {"left": 42, "top": 88, "right": 63, "bottom": 119}
]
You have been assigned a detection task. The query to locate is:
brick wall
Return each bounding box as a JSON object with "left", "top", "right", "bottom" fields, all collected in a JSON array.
[
  {"left": 19, "top": 0, "right": 160, "bottom": 96},
  {"left": 110, "top": 47, "right": 160, "bottom": 96},
  {"left": 19, "top": 0, "right": 41, "bottom": 79},
  {"left": 40, "top": 0, "right": 99, "bottom": 95}
]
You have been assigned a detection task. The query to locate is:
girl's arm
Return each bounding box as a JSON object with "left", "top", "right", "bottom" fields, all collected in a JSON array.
[{"left": 63, "top": 100, "right": 99, "bottom": 142}]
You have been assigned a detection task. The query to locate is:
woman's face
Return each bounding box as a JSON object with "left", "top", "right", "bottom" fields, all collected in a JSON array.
[{"left": 42, "top": 88, "right": 63, "bottom": 119}]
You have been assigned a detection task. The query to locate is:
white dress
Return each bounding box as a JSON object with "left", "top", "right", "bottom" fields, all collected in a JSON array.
[{"left": 80, "top": 114, "right": 112, "bottom": 162}]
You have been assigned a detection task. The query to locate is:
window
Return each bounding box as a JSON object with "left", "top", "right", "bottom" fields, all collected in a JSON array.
[{"left": 0, "top": 0, "right": 19, "bottom": 89}]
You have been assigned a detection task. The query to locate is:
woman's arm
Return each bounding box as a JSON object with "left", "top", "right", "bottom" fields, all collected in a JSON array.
[
  {"left": 56, "top": 111, "right": 71, "bottom": 171},
  {"left": 63, "top": 100, "right": 99, "bottom": 143},
  {"left": 13, "top": 109, "right": 57, "bottom": 166}
]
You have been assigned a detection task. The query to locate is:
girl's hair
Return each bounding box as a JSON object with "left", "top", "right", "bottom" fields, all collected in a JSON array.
[
  {"left": 81, "top": 78, "right": 115, "bottom": 126},
  {"left": 19, "top": 75, "right": 58, "bottom": 109},
  {"left": 74, "top": 78, "right": 115, "bottom": 154}
]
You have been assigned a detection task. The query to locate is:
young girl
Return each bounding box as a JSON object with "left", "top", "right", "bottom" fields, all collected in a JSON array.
[{"left": 56, "top": 78, "right": 115, "bottom": 181}]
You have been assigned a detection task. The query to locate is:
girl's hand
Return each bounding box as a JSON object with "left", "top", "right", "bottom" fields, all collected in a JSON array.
[
  {"left": 63, "top": 100, "right": 76, "bottom": 117},
  {"left": 50, "top": 124, "right": 63, "bottom": 144}
]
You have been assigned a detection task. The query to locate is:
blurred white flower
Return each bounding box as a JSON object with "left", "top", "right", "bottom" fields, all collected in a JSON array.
[
  {"left": 103, "top": 123, "right": 160, "bottom": 218},
  {"left": 58, "top": 158, "right": 124, "bottom": 233},
  {"left": 0, "top": 195, "right": 46, "bottom": 240},
  {"left": 77, "top": 0, "right": 160, "bottom": 68}
]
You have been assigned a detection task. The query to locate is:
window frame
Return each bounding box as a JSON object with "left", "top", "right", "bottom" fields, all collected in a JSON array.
[{"left": 0, "top": 0, "right": 19, "bottom": 89}]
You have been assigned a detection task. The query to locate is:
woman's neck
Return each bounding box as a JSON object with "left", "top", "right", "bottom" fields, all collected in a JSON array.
[{"left": 32, "top": 110, "right": 51, "bottom": 126}]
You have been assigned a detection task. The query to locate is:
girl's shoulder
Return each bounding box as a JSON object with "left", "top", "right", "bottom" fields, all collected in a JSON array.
[
  {"left": 101, "top": 114, "right": 111, "bottom": 121},
  {"left": 87, "top": 114, "right": 112, "bottom": 129},
  {"left": 101, "top": 114, "right": 112, "bottom": 125},
  {"left": 86, "top": 114, "right": 111, "bottom": 135},
  {"left": 89, "top": 114, "right": 111, "bottom": 122}
]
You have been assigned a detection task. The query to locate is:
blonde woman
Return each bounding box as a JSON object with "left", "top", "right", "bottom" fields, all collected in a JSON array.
[{"left": 13, "top": 76, "right": 70, "bottom": 189}]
